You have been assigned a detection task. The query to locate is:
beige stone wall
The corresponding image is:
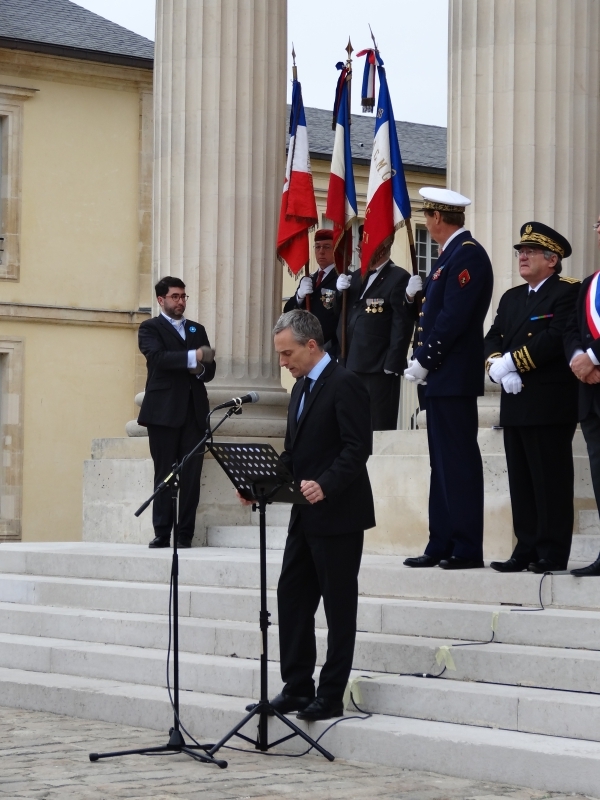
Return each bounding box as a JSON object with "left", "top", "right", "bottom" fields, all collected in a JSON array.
[{"left": 0, "top": 49, "right": 152, "bottom": 541}]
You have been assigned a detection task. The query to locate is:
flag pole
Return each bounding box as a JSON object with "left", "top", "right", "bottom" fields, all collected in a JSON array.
[
  {"left": 341, "top": 37, "right": 353, "bottom": 361},
  {"left": 291, "top": 45, "right": 312, "bottom": 312}
]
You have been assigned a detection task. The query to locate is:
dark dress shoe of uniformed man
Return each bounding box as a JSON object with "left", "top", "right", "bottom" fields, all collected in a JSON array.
[
  {"left": 148, "top": 536, "right": 170, "bottom": 549},
  {"left": 177, "top": 539, "right": 192, "bottom": 549},
  {"left": 490, "top": 557, "right": 529, "bottom": 573},
  {"left": 296, "top": 697, "right": 344, "bottom": 721},
  {"left": 439, "top": 557, "right": 485, "bottom": 570},
  {"left": 245, "top": 692, "right": 313, "bottom": 715},
  {"left": 571, "top": 555, "right": 600, "bottom": 577},
  {"left": 528, "top": 558, "right": 565, "bottom": 574},
  {"left": 403, "top": 554, "right": 441, "bottom": 568}
]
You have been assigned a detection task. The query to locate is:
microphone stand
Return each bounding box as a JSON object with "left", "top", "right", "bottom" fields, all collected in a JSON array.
[{"left": 89, "top": 402, "right": 243, "bottom": 768}]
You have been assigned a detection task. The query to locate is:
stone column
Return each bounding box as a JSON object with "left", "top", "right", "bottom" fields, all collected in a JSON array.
[
  {"left": 448, "top": 0, "right": 600, "bottom": 317},
  {"left": 153, "top": 0, "right": 288, "bottom": 436}
]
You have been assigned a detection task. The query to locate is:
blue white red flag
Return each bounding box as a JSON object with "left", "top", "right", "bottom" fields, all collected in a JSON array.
[
  {"left": 325, "top": 63, "right": 358, "bottom": 271},
  {"left": 586, "top": 272, "right": 600, "bottom": 339},
  {"left": 277, "top": 79, "right": 318, "bottom": 275},
  {"left": 358, "top": 50, "right": 412, "bottom": 274}
]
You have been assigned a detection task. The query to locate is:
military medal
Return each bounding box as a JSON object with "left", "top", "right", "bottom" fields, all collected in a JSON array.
[
  {"left": 431, "top": 267, "right": 443, "bottom": 281},
  {"left": 366, "top": 299, "right": 374, "bottom": 313},
  {"left": 320, "top": 289, "right": 335, "bottom": 309}
]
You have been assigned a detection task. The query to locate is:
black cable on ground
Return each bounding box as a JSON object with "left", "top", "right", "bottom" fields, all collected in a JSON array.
[{"left": 510, "top": 571, "right": 550, "bottom": 612}]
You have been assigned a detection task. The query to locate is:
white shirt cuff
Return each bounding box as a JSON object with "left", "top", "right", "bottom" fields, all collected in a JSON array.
[
  {"left": 587, "top": 348, "right": 600, "bottom": 366},
  {"left": 187, "top": 350, "right": 198, "bottom": 368},
  {"left": 570, "top": 348, "right": 585, "bottom": 366}
]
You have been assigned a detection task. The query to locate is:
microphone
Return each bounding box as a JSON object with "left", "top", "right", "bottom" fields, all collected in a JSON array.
[{"left": 213, "top": 392, "right": 260, "bottom": 411}]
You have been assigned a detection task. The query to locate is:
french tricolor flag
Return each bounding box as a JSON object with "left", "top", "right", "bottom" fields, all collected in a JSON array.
[
  {"left": 277, "top": 79, "right": 318, "bottom": 275},
  {"left": 325, "top": 64, "right": 358, "bottom": 271},
  {"left": 586, "top": 271, "right": 600, "bottom": 339},
  {"left": 359, "top": 51, "right": 411, "bottom": 274}
]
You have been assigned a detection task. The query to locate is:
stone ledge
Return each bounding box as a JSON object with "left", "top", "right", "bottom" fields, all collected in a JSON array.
[{"left": 0, "top": 303, "right": 150, "bottom": 328}]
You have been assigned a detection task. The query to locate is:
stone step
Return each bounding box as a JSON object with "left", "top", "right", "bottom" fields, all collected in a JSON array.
[
  {"left": 570, "top": 532, "right": 600, "bottom": 561},
  {"left": 579, "top": 510, "right": 600, "bottom": 537},
  {"left": 4, "top": 587, "right": 600, "bottom": 651},
  {"left": 206, "top": 526, "right": 287, "bottom": 549},
  {"left": 2, "top": 620, "right": 600, "bottom": 694},
  {"left": 1, "top": 542, "right": 599, "bottom": 608},
  {"left": 2, "top": 667, "right": 600, "bottom": 796}
]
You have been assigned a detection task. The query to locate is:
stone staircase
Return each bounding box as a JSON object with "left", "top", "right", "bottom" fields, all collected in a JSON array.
[{"left": 2, "top": 541, "right": 600, "bottom": 794}]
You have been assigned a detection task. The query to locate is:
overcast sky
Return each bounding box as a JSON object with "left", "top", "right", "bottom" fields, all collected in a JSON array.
[{"left": 75, "top": 0, "right": 448, "bottom": 127}]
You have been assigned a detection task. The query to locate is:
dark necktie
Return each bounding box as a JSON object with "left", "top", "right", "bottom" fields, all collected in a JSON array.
[
  {"left": 296, "top": 377, "right": 312, "bottom": 421},
  {"left": 315, "top": 270, "right": 325, "bottom": 288},
  {"left": 525, "top": 290, "right": 532, "bottom": 306}
]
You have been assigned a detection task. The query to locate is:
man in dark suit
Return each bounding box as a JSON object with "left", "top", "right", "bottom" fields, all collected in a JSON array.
[
  {"left": 336, "top": 231, "right": 412, "bottom": 430},
  {"left": 485, "top": 222, "right": 579, "bottom": 573},
  {"left": 403, "top": 188, "right": 493, "bottom": 570},
  {"left": 270, "top": 309, "right": 375, "bottom": 721},
  {"left": 283, "top": 229, "right": 339, "bottom": 355},
  {"left": 566, "top": 211, "right": 600, "bottom": 576},
  {"left": 137, "top": 276, "right": 216, "bottom": 549}
]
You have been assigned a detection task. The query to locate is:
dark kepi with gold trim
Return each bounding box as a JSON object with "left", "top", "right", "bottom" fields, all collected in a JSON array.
[{"left": 514, "top": 221, "right": 572, "bottom": 259}]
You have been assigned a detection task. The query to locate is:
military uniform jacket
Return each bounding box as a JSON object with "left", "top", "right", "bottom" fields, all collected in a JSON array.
[
  {"left": 484, "top": 273, "right": 579, "bottom": 427},
  {"left": 137, "top": 315, "right": 216, "bottom": 429},
  {"left": 337, "top": 260, "right": 411, "bottom": 374},
  {"left": 564, "top": 273, "right": 600, "bottom": 421},
  {"left": 284, "top": 267, "right": 339, "bottom": 352},
  {"left": 280, "top": 359, "right": 375, "bottom": 536},
  {"left": 411, "top": 230, "right": 494, "bottom": 396}
]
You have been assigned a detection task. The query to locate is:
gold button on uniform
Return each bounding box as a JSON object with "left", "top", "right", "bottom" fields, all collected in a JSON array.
[
  {"left": 527, "top": 333, "right": 532, "bottom": 337},
  {"left": 418, "top": 327, "right": 423, "bottom": 331},
  {"left": 417, "top": 342, "right": 423, "bottom": 346}
]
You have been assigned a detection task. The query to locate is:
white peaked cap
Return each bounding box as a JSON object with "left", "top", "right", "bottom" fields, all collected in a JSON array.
[{"left": 419, "top": 187, "right": 471, "bottom": 212}]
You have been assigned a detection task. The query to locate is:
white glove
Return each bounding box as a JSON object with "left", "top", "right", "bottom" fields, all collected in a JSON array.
[
  {"left": 403, "top": 358, "right": 429, "bottom": 385},
  {"left": 297, "top": 276, "right": 314, "bottom": 301},
  {"left": 336, "top": 273, "right": 352, "bottom": 291},
  {"left": 501, "top": 372, "right": 523, "bottom": 394},
  {"left": 489, "top": 352, "right": 517, "bottom": 384},
  {"left": 406, "top": 274, "right": 423, "bottom": 298}
]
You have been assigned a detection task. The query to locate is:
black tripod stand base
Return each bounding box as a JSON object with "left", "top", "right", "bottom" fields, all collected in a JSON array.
[
  {"left": 208, "top": 701, "right": 334, "bottom": 762},
  {"left": 89, "top": 727, "right": 228, "bottom": 768}
]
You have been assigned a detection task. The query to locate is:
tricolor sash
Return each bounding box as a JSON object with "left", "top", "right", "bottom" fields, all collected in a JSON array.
[{"left": 586, "top": 272, "right": 600, "bottom": 340}]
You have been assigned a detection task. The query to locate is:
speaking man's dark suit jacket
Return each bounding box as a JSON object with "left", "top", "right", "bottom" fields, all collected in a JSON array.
[
  {"left": 484, "top": 273, "right": 580, "bottom": 568},
  {"left": 284, "top": 267, "right": 339, "bottom": 354},
  {"left": 485, "top": 273, "right": 580, "bottom": 426},
  {"left": 137, "top": 315, "right": 216, "bottom": 428},
  {"left": 565, "top": 273, "right": 600, "bottom": 420},
  {"left": 339, "top": 260, "right": 411, "bottom": 374},
  {"left": 279, "top": 359, "right": 375, "bottom": 535}
]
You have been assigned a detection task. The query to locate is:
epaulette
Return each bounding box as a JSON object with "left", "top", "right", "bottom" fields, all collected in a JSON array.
[
  {"left": 462, "top": 241, "right": 477, "bottom": 246},
  {"left": 559, "top": 276, "right": 581, "bottom": 284}
]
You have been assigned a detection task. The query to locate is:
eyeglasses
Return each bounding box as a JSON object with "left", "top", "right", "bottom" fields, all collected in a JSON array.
[
  {"left": 593, "top": 222, "right": 600, "bottom": 231},
  {"left": 164, "top": 294, "right": 189, "bottom": 301},
  {"left": 514, "top": 247, "right": 543, "bottom": 258}
]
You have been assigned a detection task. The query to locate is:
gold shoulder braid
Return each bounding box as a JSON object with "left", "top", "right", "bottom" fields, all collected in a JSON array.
[
  {"left": 559, "top": 276, "right": 580, "bottom": 284},
  {"left": 462, "top": 241, "right": 477, "bottom": 247}
]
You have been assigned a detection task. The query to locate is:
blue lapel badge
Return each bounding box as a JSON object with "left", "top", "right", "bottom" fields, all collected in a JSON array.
[{"left": 188, "top": 326, "right": 197, "bottom": 333}]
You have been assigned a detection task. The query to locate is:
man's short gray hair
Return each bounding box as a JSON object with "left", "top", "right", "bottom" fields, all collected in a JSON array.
[
  {"left": 273, "top": 310, "right": 324, "bottom": 348},
  {"left": 543, "top": 249, "right": 563, "bottom": 274}
]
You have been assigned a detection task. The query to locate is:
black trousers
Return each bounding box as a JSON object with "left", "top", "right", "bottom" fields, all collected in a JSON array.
[
  {"left": 277, "top": 517, "right": 364, "bottom": 701},
  {"left": 353, "top": 372, "right": 400, "bottom": 431},
  {"left": 424, "top": 395, "right": 484, "bottom": 561},
  {"left": 147, "top": 397, "right": 205, "bottom": 543},
  {"left": 503, "top": 423, "right": 576, "bottom": 567},
  {"left": 582, "top": 403, "right": 600, "bottom": 513}
]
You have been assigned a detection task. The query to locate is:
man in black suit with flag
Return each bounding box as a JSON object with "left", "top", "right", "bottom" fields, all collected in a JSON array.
[
  {"left": 336, "top": 230, "right": 412, "bottom": 430},
  {"left": 268, "top": 309, "right": 374, "bottom": 721},
  {"left": 485, "top": 222, "right": 579, "bottom": 573},
  {"left": 137, "top": 277, "right": 216, "bottom": 549},
  {"left": 566, "top": 211, "right": 600, "bottom": 576},
  {"left": 283, "top": 229, "right": 339, "bottom": 355}
]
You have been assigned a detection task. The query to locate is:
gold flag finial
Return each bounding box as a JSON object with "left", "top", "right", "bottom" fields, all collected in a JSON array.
[
  {"left": 291, "top": 44, "right": 297, "bottom": 81},
  {"left": 346, "top": 37, "right": 353, "bottom": 62}
]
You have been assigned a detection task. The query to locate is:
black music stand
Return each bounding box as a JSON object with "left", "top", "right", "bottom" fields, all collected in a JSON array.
[{"left": 206, "top": 442, "right": 334, "bottom": 762}]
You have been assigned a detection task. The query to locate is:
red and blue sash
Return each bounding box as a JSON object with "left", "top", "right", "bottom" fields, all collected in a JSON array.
[{"left": 586, "top": 272, "right": 600, "bottom": 339}]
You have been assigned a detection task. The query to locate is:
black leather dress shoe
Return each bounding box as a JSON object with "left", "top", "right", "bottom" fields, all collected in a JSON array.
[
  {"left": 403, "top": 554, "right": 440, "bottom": 568},
  {"left": 528, "top": 559, "right": 565, "bottom": 574},
  {"left": 571, "top": 556, "right": 600, "bottom": 576},
  {"left": 177, "top": 540, "right": 192, "bottom": 549},
  {"left": 245, "top": 692, "right": 313, "bottom": 715},
  {"left": 490, "top": 557, "right": 529, "bottom": 573},
  {"left": 148, "top": 536, "right": 170, "bottom": 549},
  {"left": 439, "top": 557, "right": 485, "bottom": 570},
  {"left": 296, "top": 697, "right": 344, "bottom": 721}
]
